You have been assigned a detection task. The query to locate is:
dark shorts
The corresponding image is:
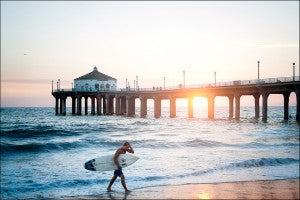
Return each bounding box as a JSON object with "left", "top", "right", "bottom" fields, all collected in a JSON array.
[{"left": 114, "top": 169, "right": 123, "bottom": 177}]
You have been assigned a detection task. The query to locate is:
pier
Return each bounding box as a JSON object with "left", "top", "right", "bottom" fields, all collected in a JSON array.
[{"left": 52, "top": 77, "right": 300, "bottom": 121}]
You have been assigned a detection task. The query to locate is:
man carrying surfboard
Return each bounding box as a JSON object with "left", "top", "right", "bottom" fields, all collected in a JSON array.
[{"left": 107, "top": 142, "right": 134, "bottom": 193}]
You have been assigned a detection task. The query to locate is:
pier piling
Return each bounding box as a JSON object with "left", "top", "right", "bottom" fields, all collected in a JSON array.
[
  {"left": 254, "top": 94, "right": 260, "bottom": 118},
  {"left": 126, "top": 96, "right": 135, "bottom": 117},
  {"left": 109, "top": 96, "right": 114, "bottom": 114},
  {"left": 96, "top": 96, "right": 102, "bottom": 115},
  {"left": 170, "top": 97, "right": 176, "bottom": 118},
  {"left": 140, "top": 96, "right": 147, "bottom": 118},
  {"left": 77, "top": 96, "right": 82, "bottom": 115},
  {"left": 228, "top": 95, "right": 234, "bottom": 118},
  {"left": 91, "top": 97, "right": 95, "bottom": 115},
  {"left": 72, "top": 97, "right": 76, "bottom": 115},
  {"left": 154, "top": 97, "right": 161, "bottom": 118},
  {"left": 115, "top": 96, "right": 121, "bottom": 115},
  {"left": 208, "top": 96, "right": 215, "bottom": 119},
  {"left": 188, "top": 97, "right": 193, "bottom": 118},
  {"left": 262, "top": 93, "right": 269, "bottom": 121},
  {"left": 296, "top": 88, "right": 300, "bottom": 121},
  {"left": 84, "top": 97, "right": 88, "bottom": 115},
  {"left": 283, "top": 92, "right": 290, "bottom": 120},
  {"left": 55, "top": 97, "right": 59, "bottom": 115},
  {"left": 235, "top": 94, "right": 241, "bottom": 120},
  {"left": 59, "top": 97, "right": 63, "bottom": 115},
  {"left": 121, "top": 97, "right": 126, "bottom": 115},
  {"left": 62, "top": 97, "right": 66, "bottom": 115},
  {"left": 103, "top": 96, "right": 107, "bottom": 114}
]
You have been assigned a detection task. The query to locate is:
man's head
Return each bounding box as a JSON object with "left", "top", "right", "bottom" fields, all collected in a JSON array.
[
  {"left": 122, "top": 141, "right": 134, "bottom": 153},
  {"left": 123, "top": 142, "right": 130, "bottom": 147}
]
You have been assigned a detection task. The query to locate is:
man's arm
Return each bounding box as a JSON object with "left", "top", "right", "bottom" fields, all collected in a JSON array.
[
  {"left": 113, "top": 151, "right": 122, "bottom": 169},
  {"left": 127, "top": 145, "right": 134, "bottom": 154}
]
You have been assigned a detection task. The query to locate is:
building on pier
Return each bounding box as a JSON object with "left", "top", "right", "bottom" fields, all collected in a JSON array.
[{"left": 74, "top": 66, "right": 117, "bottom": 91}]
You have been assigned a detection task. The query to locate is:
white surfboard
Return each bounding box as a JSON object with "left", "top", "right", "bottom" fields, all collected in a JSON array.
[{"left": 84, "top": 154, "right": 139, "bottom": 171}]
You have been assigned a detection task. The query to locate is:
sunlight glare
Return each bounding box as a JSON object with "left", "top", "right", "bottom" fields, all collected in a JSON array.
[{"left": 197, "top": 193, "right": 210, "bottom": 199}]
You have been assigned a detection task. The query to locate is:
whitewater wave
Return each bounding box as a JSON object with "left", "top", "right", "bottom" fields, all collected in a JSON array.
[
  {"left": 180, "top": 157, "right": 299, "bottom": 178},
  {"left": 1, "top": 127, "right": 79, "bottom": 138},
  {"left": 181, "top": 139, "right": 229, "bottom": 147},
  {"left": 180, "top": 139, "right": 299, "bottom": 148},
  {"left": 0, "top": 138, "right": 164, "bottom": 153},
  {"left": 2, "top": 134, "right": 298, "bottom": 154},
  {"left": 1, "top": 141, "right": 85, "bottom": 153},
  {"left": 1, "top": 125, "right": 133, "bottom": 139},
  {"left": 130, "top": 121, "right": 151, "bottom": 126},
  {"left": 125, "top": 158, "right": 300, "bottom": 183},
  {"left": 1, "top": 178, "right": 108, "bottom": 195}
]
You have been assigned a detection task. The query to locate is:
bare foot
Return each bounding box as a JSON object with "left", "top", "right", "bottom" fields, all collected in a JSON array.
[
  {"left": 107, "top": 188, "right": 112, "bottom": 192},
  {"left": 125, "top": 190, "right": 131, "bottom": 193}
]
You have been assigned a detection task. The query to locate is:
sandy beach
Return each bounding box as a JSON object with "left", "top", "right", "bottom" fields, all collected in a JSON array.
[{"left": 66, "top": 178, "right": 299, "bottom": 199}]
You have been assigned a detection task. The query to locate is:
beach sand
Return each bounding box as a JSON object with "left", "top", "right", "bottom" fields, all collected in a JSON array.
[{"left": 68, "top": 178, "right": 299, "bottom": 199}]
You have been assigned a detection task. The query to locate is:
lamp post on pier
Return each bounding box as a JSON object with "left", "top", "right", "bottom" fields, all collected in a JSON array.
[
  {"left": 214, "top": 72, "right": 216, "bottom": 86},
  {"left": 257, "top": 61, "right": 260, "bottom": 83},
  {"left": 292, "top": 62, "right": 295, "bottom": 81},
  {"left": 183, "top": 70, "right": 185, "bottom": 88}
]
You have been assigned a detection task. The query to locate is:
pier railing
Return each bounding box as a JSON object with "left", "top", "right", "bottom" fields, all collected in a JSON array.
[{"left": 53, "top": 76, "right": 299, "bottom": 92}]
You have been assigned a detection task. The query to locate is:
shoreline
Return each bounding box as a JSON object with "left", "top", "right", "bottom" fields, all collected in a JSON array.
[{"left": 63, "top": 178, "right": 299, "bottom": 199}]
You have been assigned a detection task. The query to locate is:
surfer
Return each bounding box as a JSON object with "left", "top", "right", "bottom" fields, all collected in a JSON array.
[{"left": 107, "top": 142, "right": 134, "bottom": 193}]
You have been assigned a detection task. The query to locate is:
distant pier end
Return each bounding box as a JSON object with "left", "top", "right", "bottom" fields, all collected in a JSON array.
[{"left": 52, "top": 67, "right": 300, "bottom": 121}]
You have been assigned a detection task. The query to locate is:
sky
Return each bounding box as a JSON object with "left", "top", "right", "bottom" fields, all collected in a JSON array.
[{"left": 1, "top": 1, "right": 299, "bottom": 107}]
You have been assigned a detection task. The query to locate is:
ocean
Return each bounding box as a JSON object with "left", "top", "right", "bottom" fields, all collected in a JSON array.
[{"left": 0, "top": 106, "right": 299, "bottom": 199}]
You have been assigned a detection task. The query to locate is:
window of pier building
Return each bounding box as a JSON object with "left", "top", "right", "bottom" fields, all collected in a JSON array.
[{"left": 95, "top": 83, "right": 99, "bottom": 90}]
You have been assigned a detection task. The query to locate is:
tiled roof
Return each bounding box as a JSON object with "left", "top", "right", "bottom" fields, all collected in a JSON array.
[{"left": 75, "top": 67, "right": 116, "bottom": 81}]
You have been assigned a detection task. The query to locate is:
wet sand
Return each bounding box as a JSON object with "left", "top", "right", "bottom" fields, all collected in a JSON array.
[{"left": 66, "top": 178, "right": 299, "bottom": 199}]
